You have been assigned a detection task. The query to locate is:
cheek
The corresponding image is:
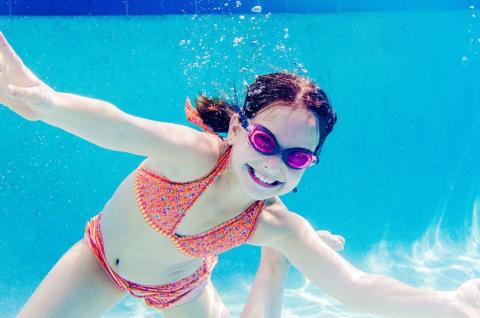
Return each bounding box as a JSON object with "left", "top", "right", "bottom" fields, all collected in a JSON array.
[
  {"left": 230, "top": 144, "right": 252, "bottom": 173},
  {"left": 231, "top": 141, "right": 260, "bottom": 166},
  {"left": 281, "top": 171, "right": 303, "bottom": 192}
]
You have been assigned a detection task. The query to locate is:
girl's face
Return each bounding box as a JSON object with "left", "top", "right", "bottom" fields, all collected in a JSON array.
[{"left": 226, "top": 104, "right": 319, "bottom": 200}]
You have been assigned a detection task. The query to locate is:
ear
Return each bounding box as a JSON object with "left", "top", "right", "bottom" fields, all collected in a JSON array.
[{"left": 226, "top": 113, "right": 242, "bottom": 145}]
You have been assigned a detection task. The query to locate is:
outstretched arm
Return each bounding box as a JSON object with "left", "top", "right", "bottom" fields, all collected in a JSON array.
[
  {"left": 269, "top": 211, "right": 477, "bottom": 318},
  {"left": 0, "top": 32, "right": 216, "bottom": 164}
]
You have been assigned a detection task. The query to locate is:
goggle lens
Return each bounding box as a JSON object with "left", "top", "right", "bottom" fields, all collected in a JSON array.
[
  {"left": 285, "top": 150, "right": 313, "bottom": 169},
  {"left": 250, "top": 130, "right": 277, "bottom": 154}
]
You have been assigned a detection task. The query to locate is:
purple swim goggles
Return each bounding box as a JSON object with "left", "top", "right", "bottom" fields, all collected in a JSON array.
[{"left": 243, "top": 123, "right": 318, "bottom": 170}]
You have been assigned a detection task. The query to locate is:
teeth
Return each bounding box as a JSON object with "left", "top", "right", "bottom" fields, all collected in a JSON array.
[{"left": 253, "top": 168, "right": 277, "bottom": 184}]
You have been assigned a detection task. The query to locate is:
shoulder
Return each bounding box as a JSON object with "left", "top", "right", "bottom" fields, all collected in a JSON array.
[
  {"left": 248, "top": 196, "right": 311, "bottom": 246},
  {"left": 144, "top": 134, "right": 225, "bottom": 182}
]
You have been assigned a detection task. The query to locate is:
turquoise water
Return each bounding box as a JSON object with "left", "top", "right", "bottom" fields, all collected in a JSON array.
[{"left": 0, "top": 9, "right": 479, "bottom": 317}]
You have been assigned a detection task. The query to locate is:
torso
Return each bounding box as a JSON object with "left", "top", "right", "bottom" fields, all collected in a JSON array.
[{"left": 98, "top": 137, "right": 281, "bottom": 285}]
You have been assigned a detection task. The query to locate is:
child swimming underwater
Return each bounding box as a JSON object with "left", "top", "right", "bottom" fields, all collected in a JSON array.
[
  {"left": 0, "top": 32, "right": 344, "bottom": 318},
  {"left": 1, "top": 32, "right": 479, "bottom": 318}
]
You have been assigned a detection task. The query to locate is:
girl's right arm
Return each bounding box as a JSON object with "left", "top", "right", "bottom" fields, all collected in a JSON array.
[{"left": 0, "top": 32, "right": 216, "bottom": 165}]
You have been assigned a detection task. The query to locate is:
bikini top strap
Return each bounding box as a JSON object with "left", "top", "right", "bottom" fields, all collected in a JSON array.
[{"left": 185, "top": 97, "right": 223, "bottom": 140}]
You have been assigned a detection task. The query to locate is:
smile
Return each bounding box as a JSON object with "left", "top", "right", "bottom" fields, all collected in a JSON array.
[{"left": 247, "top": 165, "right": 283, "bottom": 188}]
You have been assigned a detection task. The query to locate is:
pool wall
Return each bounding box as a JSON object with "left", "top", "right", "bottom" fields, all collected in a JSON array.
[{"left": 0, "top": 0, "right": 478, "bottom": 16}]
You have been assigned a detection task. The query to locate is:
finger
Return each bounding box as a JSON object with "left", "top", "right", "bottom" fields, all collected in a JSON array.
[
  {"left": 330, "top": 242, "right": 343, "bottom": 251},
  {"left": 316, "top": 230, "right": 331, "bottom": 237},
  {"left": 333, "top": 236, "right": 345, "bottom": 251},
  {"left": 0, "top": 32, "right": 24, "bottom": 69},
  {"left": 6, "top": 84, "right": 44, "bottom": 103},
  {"left": 335, "top": 244, "right": 344, "bottom": 251},
  {"left": 0, "top": 56, "right": 6, "bottom": 73},
  {"left": 335, "top": 235, "right": 345, "bottom": 244},
  {"left": 0, "top": 98, "right": 38, "bottom": 120}
]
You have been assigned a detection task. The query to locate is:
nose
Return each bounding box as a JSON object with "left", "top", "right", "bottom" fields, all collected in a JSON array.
[{"left": 262, "top": 154, "right": 283, "bottom": 172}]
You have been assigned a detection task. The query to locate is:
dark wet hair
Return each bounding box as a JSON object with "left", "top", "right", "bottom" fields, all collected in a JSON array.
[{"left": 195, "top": 72, "right": 337, "bottom": 155}]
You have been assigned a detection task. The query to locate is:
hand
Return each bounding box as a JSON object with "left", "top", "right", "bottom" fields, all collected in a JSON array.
[
  {"left": 451, "top": 278, "right": 480, "bottom": 318},
  {"left": 0, "top": 32, "right": 58, "bottom": 121},
  {"left": 316, "top": 230, "right": 345, "bottom": 251}
]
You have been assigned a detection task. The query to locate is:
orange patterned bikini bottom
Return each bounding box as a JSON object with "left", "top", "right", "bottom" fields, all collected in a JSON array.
[{"left": 84, "top": 213, "right": 217, "bottom": 310}]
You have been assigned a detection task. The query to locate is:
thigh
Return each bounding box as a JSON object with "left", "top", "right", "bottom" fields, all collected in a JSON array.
[
  {"left": 162, "top": 280, "right": 231, "bottom": 318},
  {"left": 17, "top": 238, "right": 126, "bottom": 318}
]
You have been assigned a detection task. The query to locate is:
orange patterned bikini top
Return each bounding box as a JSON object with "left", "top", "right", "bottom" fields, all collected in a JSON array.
[{"left": 134, "top": 97, "right": 265, "bottom": 259}]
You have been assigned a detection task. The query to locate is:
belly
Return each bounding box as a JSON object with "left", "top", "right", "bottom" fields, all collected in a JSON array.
[{"left": 97, "top": 173, "right": 203, "bottom": 285}]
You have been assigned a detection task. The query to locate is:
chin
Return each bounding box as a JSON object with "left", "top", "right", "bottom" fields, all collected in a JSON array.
[{"left": 244, "top": 190, "right": 277, "bottom": 201}]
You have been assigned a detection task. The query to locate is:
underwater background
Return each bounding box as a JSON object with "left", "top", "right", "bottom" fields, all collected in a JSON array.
[{"left": 0, "top": 2, "right": 479, "bottom": 317}]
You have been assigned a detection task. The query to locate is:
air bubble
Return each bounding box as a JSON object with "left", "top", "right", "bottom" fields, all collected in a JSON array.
[
  {"left": 251, "top": 5, "right": 262, "bottom": 13},
  {"left": 233, "top": 37, "right": 244, "bottom": 47}
]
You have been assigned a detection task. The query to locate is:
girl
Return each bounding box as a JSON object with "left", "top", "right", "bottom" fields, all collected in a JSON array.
[
  {"left": 0, "top": 32, "right": 345, "bottom": 318},
  {"left": 1, "top": 32, "right": 479, "bottom": 318}
]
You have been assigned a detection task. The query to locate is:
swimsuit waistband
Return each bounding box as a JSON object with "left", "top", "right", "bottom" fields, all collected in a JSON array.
[{"left": 84, "top": 212, "right": 217, "bottom": 309}]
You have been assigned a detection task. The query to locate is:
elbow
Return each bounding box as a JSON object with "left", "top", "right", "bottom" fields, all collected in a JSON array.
[{"left": 343, "top": 272, "right": 385, "bottom": 314}]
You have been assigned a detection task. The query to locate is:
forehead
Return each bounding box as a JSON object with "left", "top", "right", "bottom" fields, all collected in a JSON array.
[{"left": 250, "top": 105, "right": 318, "bottom": 151}]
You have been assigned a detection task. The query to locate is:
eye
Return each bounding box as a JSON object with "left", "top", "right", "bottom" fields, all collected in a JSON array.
[
  {"left": 251, "top": 131, "right": 276, "bottom": 153},
  {"left": 286, "top": 151, "right": 312, "bottom": 168},
  {"left": 256, "top": 133, "right": 274, "bottom": 148}
]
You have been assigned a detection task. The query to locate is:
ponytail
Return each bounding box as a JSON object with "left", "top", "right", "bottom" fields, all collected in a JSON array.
[{"left": 194, "top": 95, "right": 236, "bottom": 133}]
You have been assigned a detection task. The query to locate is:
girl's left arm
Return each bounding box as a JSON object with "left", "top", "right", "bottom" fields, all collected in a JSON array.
[
  {"left": 266, "top": 210, "right": 475, "bottom": 318},
  {"left": 240, "top": 229, "right": 345, "bottom": 318}
]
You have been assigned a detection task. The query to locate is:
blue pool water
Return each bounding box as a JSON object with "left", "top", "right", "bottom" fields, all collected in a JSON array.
[{"left": 0, "top": 7, "right": 479, "bottom": 318}]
